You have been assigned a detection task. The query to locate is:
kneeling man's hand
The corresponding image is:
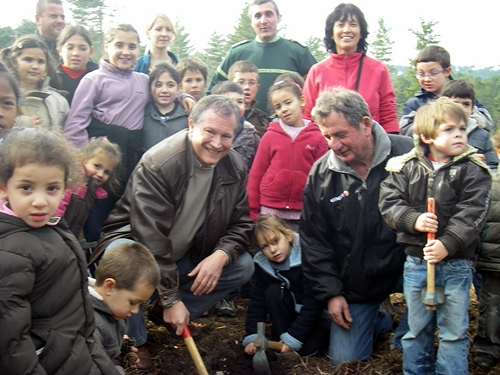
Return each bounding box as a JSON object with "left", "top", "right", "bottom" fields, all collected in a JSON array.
[
  {"left": 163, "top": 301, "right": 190, "bottom": 336},
  {"left": 328, "top": 295, "right": 352, "bottom": 330},
  {"left": 188, "top": 251, "right": 227, "bottom": 296}
]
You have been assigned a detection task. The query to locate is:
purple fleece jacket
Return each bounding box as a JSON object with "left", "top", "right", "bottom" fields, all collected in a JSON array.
[{"left": 64, "top": 59, "right": 149, "bottom": 148}]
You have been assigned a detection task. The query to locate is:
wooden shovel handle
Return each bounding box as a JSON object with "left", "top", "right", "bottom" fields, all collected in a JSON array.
[
  {"left": 253, "top": 337, "right": 284, "bottom": 351},
  {"left": 267, "top": 340, "right": 284, "bottom": 351},
  {"left": 182, "top": 326, "right": 209, "bottom": 375},
  {"left": 426, "top": 198, "right": 436, "bottom": 309},
  {"left": 427, "top": 198, "right": 435, "bottom": 242}
]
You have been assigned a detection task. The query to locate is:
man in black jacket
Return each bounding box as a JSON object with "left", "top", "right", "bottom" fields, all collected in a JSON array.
[{"left": 300, "top": 87, "right": 413, "bottom": 365}]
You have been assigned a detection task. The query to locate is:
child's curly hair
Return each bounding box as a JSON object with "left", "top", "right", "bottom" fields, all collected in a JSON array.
[{"left": 0, "top": 128, "right": 80, "bottom": 188}]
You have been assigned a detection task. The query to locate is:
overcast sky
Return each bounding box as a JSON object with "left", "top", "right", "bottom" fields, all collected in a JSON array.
[{"left": 2, "top": 0, "right": 499, "bottom": 69}]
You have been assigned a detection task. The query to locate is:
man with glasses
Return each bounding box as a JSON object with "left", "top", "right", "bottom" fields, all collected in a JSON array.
[
  {"left": 399, "top": 45, "right": 493, "bottom": 135},
  {"left": 208, "top": 0, "right": 316, "bottom": 116}
]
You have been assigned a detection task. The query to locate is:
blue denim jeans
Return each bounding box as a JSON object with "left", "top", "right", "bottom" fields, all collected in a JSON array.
[
  {"left": 402, "top": 256, "right": 471, "bottom": 375},
  {"left": 328, "top": 302, "right": 393, "bottom": 365},
  {"left": 110, "top": 240, "right": 254, "bottom": 346}
]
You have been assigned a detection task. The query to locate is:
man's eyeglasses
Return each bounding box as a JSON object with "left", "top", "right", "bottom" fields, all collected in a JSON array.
[
  {"left": 415, "top": 69, "right": 446, "bottom": 79},
  {"left": 236, "top": 80, "right": 258, "bottom": 87}
]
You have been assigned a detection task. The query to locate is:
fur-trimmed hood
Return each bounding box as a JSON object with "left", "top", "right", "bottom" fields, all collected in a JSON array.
[{"left": 385, "top": 135, "right": 487, "bottom": 173}]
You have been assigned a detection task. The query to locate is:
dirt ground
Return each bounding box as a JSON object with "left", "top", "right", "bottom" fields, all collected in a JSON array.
[{"left": 140, "top": 291, "right": 500, "bottom": 375}]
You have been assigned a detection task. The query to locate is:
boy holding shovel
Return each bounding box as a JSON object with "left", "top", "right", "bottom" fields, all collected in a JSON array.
[{"left": 379, "top": 97, "right": 491, "bottom": 375}]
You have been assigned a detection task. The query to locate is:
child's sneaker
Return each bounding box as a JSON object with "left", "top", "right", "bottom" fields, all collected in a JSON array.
[
  {"left": 473, "top": 353, "right": 498, "bottom": 369},
  {"left": 215, "top": 299, "right": 236, "bottom": 317}
]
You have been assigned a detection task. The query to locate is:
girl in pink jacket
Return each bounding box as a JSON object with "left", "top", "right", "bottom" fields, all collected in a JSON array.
[{"left": 247, "top": 80, "right": 328, "bottom": 230}]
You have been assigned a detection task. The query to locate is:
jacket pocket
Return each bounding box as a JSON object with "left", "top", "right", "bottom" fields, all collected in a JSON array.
[{"left": 32, "top": 328, "right": 76, "bottom": 374}]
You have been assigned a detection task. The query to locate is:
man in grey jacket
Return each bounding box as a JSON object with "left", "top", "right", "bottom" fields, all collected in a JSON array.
[{"left": 300, "top": 88, "right": 413, "bottom": 365}]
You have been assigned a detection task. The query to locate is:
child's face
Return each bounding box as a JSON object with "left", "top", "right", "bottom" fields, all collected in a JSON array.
[
  {"left": 59, "top": 34, "right": 94, "bottom": 71},
  {"left": 0, "top": 163, "right": 65, "bottom": 228},
  {"left": 332, "top": 15, "right": 361, "bottom": 54},
  {"left": 104, "top": 31, "right": 139, "bottom": 71},
  {"left": 13, "top": 48, "right": 47, "bottom": 90},
  {"left": 101, "top": 279, "right": 155, "bottom": 320},
  {"left": 148, "top": 18, "right": 175, "bottom": 50},
  {"left": 0, "top": 76, "right": 18, "bottom": 138},
  {"left": 450, "top": 97, "right": 473, "bottom": 118},
  {"left": 181, "top": 70, "right": 205, "bottom": 101},
  {"left": 232, "top": 72, "right": 259, "bottom": 109},
  {"left": 421, "top": 115, "right": 467, "bottom": 163},
  {"left": 84, "top": 152, "right": 117, "bottom": 186},
  {"left": 256, "top": 230, "right": 293, "bottom": 263},
  {"left": 223, "top": 92, "right": 245, "bottom": 118},
  {"left": 151, "top": 72, "right": 180, "bottom": 112},
  {"left": 415, "top": 62, "right": 451, "bottom": 95},
  {"left": 271, "top": 88, "right": 305, "bottom": 128}
]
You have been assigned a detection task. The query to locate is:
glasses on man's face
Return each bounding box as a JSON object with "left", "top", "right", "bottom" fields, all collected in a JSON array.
[
  {"left": 415, "top": 68, "right": 446, "bottom": 79},
  {"left": 236, "top": 80, "right": 258, "bottom": 87}
]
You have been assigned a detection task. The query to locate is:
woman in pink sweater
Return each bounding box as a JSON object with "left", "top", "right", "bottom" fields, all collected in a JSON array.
[{"left": 302, "top": 3, "right": 399, "bottom": 134}]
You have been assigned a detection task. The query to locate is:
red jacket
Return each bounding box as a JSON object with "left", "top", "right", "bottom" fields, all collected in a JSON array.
[
  {"left": 247, "top": 121, "right": 328, "bottom": 219},
  {"left": 302, "top": 52, "right": 399, "bottom": 134}
]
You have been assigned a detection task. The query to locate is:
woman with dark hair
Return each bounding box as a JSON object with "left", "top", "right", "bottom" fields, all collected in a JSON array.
[{"left": 302, "top": 3, "right": 399, "bottom": 133}]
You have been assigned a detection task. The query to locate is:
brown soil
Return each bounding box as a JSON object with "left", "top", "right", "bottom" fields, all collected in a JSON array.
[{"left": 141, "top": 291, "right": 500, "bottom": 375}]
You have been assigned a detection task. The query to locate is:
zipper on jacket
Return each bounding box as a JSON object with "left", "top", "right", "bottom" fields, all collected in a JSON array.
[{"left": 355, "top": 181, "right": 367, "bottom": 202}]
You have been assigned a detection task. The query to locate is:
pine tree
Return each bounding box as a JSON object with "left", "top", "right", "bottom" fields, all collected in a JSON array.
[
  {"left": 16, "top": 20, "right": 37, "bottom": 38},
  {"left": 392, "top": 73, "right": 416, "bottom": 118},
  {"left": 67, "top": 0, "right": 111, "bottom": 60},
  {"left": 0, "top": 27, "right": 14, "bottom": 49},
  {"left": 0, "top": 20, "right": 37, "bottom": 50},
  {"left": 203, "top": 32, "right": 229, "bottom": 86},
  {"left": 170, "top": 20, "right": 195, "bottom": 60},
  {"left": 395, "top": 18, "right": 442, "bottom": 115},
  {"left": 226, "top": 4, "right": 255, "bottom": 48},
  {"left": 304, "top": 35, "right": 327, "bottom": 62},
  {"left": 410, "top": 18, "right": 440, "bottom": 51},
  {"left": 371, "top": 18, "right": 395, "bottom": 74},
  {"left": 469, "top": 74, "right": 500, "bottom": 126}
]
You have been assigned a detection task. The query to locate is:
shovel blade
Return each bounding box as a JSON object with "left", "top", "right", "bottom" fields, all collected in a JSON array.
[{"left": 253, "top": 350, "right": 272, "bottom": 375}]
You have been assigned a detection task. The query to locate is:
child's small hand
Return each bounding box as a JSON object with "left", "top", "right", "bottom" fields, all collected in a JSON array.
[
  {"left": 280, "top": 343, "right": 292, "bottom": 353},
  {"left": 423, "top": 239, "right": 449, "bottom": 264},
  {"left": 244, "top": 342, "right": 257, "bottom": 355},
  {"left": 121, "top": 335, "right": 140, "bottom": 369},
  {"left": 414, "top": 212, "right": 438, "bottom": 233},
  {"left": 31, "top": 115, "right": 42, "bottom": 128},
  {"left": 181, "top": 96, "right": 196, "bottom": 114},
  {"left": 473, "top": 153, "right": 486, "bottom": 162}
]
